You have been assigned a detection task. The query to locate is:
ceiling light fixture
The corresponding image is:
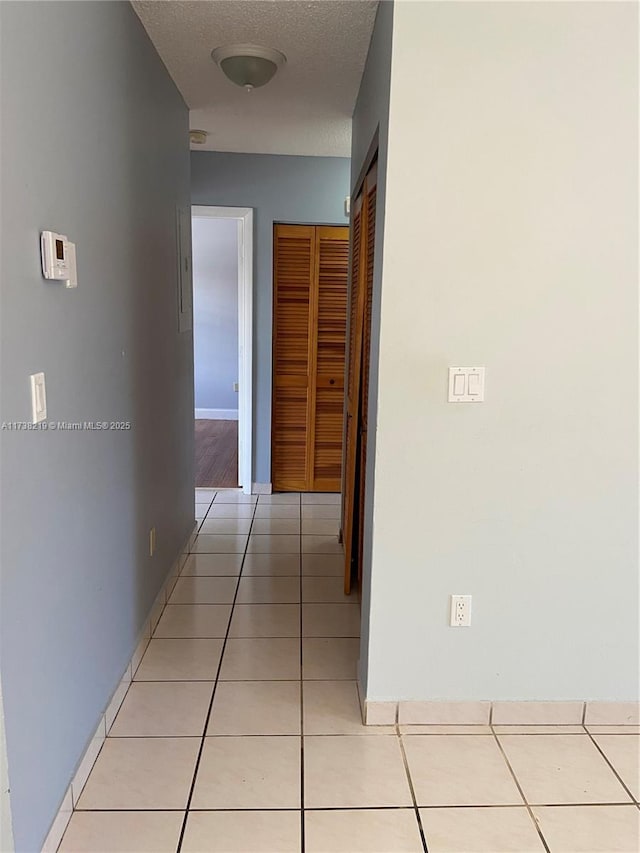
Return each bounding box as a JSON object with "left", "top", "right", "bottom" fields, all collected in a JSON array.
[
  {"left": 211, "top": 44, "right": 286, "bottom": 92},
  {"left": 189, "top": 129, "right": 208, "bottom": 145}
]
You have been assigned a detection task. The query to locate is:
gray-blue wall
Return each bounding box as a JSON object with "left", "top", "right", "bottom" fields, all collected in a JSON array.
[
  {"left": 191, "top": 152, "right": 350, "bottom": 485},
  {"left": 0, "top": 3, "right": 193, "bottom": 849},
  {"left": 192, "top": 217, "right": 239, "bottom": 412},
  {"left": 349, "top": 0, "right": 394, "bottom": 696}
]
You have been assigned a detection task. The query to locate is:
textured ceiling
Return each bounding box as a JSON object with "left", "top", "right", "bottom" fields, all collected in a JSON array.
[{"left": 132, "top": 0, "right": 379, "bottom": 157}]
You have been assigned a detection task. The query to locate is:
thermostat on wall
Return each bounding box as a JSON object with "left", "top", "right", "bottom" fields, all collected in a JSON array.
[
  {"left": 41, "top": 231, "right": 77, "bottom": 287},
  {"left": 41, "top": 231, "right": 69, "bottom": 280}
]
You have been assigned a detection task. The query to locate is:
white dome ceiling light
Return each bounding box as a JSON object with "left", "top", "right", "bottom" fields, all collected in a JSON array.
[
  {"left": 189, "top": 129, "right": 208, "bottom": 145},
  {"left": 211, "top": 44, "right": 286, "bottom": 92}
]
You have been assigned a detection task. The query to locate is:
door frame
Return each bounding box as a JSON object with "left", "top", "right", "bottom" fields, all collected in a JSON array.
[
  {"left": 341, "top": 149, "right": 379, "bottom": 592},
  {"left": 191, "top": 205, "right": 253, "bottom": 494}
]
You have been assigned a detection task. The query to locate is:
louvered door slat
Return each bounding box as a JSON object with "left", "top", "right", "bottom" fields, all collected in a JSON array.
[{"left": 360, "top": 179, "right": 377, "bottom": 432}]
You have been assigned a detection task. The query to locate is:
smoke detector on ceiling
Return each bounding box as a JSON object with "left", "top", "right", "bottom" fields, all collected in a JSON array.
[
  {"left": 189, "top": 130, "right": 208, "bottom": 145},
  {"left": 211, "top": 44, "right": 287, "bottom": 92}
]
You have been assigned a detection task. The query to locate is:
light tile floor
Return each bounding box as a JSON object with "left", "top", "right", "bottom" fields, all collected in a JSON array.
[{"left": 58, "top": 491, "right": 640, "bottom": 852}]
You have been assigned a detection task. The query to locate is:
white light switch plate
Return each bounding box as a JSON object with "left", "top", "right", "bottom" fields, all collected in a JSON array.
[
  {"left": 30, "top": 372, "right": 47, "bottom": 424},
  {"left": 448, "top": 367, "right": 485, "bottom": 402}
]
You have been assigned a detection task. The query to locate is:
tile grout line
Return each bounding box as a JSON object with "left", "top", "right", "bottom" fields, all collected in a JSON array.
[
  {"left": 199, "top": 494, "right": 215, "bottom": 525},
  {"left": 410, "top": 801, "right": 636, "bottom": 809},
  {"left": 103, "top": 732, "right": 443, "bottom": 740},
  {"left": 71, "top": 801, "right": 639, "bottom": 814},
  {"left": 397, "top": 731, "right": 594, "bottom": 737},
  {"left": 583, "top": 729, "right": 639, "bottom": 805},
  {"left": 75, "top": 726, "right": 640, "bottom": 745},
  {"left": 175, "top": 496, "right": 258, "bottom": 852},
  {"left": 490, "top": 726, "right": 551, "bottom": 853},
  {"left": 396, "top": 729, "right": 429, "bottom": 852}
]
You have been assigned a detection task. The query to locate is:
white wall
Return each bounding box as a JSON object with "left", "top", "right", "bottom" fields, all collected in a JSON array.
[
  {"left": 365, "top": 1, "right": 638, "bottom": 701},
  {"left": 193, "top": 216, "right": 239, "bottom": 415}
]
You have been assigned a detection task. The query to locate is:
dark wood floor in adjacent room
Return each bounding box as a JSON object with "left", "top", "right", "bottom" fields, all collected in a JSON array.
[{"left": 195, "top": 419, "right": 238, "bottom": 488}]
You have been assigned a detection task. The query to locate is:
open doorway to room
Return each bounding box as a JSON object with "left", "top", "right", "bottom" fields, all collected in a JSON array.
[{"left": 191, "top": 206, "right": 253, "bottom": 492}]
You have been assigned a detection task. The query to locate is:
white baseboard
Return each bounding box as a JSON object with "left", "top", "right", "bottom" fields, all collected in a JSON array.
[
  {"left": 357, "top": 687, "right": 640, "bottom": 728},
  {"left": 41, "top": 523, "right": 197, "bottom": 853},
  {"left": 251, "top": 482, "right": 272, "bottom": 495},
  {"left": 195, "top": 408, "right": 238, "bottom": 420}
]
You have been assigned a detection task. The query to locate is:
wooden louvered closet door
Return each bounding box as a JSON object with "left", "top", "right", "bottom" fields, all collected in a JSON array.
[
  {"left": 356, "top": 163, "right": 377, "bottom": 587},
  {"left": 272, "top": 225, "right": 315, "bottom": 491},
  {"left": 272, "top": 224, "right": 349, "bottom": 492},
  {"left": 311, "top": 228, "right": 349, "bottom": 490},
  {"left": 342, "top": 160, "right": 377, "bottom": 594},
  {"left": 341, "top": 192, "right": 366, "bottom": 594}
]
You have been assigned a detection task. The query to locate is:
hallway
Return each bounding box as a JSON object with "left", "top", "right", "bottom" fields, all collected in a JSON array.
[{"left": 56, "top": 491, "right": 639, "bottom": 853}]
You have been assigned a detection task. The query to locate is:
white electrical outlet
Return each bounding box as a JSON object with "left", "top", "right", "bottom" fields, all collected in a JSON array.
[
  {"left": 450, "top": 595, "right": 472, "bottom": 627},
  {"left": 149, "top": 527, "right": 156, "bottom": 557}
]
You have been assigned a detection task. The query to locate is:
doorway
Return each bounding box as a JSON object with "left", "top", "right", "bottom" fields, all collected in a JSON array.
[{"left": 191, "top": 205, "right": 253, "bottom": 493}]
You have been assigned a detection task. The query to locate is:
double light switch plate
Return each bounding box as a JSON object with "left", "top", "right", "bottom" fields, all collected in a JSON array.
[{"left": 448, "top": 367, "right": 485, "bottom": 402}]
